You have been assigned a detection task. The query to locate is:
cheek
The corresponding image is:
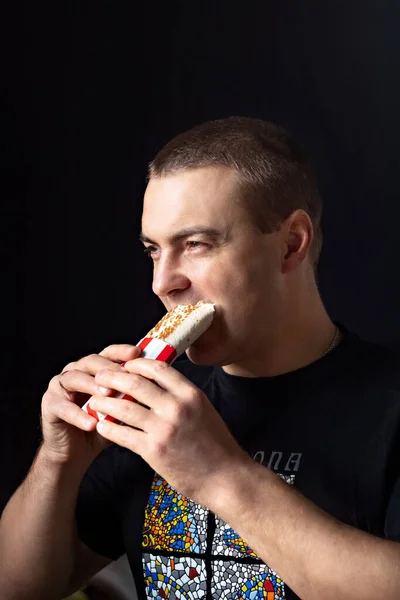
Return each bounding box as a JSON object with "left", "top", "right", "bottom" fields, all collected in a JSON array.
[
  {"left": 226, "top": 255, "right": 273, "bottom": 297},
  {"left": 205, "top": 262, "right": 268, "bottom": 323},
  {"left": 192, "top": 247, "right": 277, "bottom": 310},
  {"left": 223, "top": 261, "right": 281, "bottom": 331}
]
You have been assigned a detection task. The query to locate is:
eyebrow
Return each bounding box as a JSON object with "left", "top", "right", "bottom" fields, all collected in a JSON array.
[{"left": 139, "top": 226, "right": 227, "bottom": 245}]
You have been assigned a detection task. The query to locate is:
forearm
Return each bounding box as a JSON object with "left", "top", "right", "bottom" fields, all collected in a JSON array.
[
  {"left": 0, "top": 445, "right": 88, "bottom": 600},
  {"left": 211, "top": 459, "right": 400, "bottom": 600}
]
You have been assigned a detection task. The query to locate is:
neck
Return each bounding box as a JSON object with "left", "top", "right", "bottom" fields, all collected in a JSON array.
[{"left": 223, "top": 276, "right": 338, "bottom": 378}]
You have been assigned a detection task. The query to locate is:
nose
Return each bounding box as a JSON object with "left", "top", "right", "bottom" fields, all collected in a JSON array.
[{"left": 152, "top": 252, "right": 191, "bottom": 299}]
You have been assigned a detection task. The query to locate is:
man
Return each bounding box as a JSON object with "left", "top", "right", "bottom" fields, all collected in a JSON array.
[{"left": 1, "top": 116, "right": 400, "bottom": 600}]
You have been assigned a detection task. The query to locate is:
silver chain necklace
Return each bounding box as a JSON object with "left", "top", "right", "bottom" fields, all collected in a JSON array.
[{"left": 322, "top": 326, "right": 341, "bottom": 357}]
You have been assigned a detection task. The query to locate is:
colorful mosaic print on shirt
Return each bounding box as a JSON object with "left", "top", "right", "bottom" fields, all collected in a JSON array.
[
  {"left": 142, "top": 473, "right": 295, "bottom": 599},
  {"left": 212, "top": 516, "right": 258, "bottom": 558},
  {"left": 212, "top": 561, "right": 285, "bottom": 599},
  {"left": 143, "top": 476, "right": 208, "bottom": 554},
  {"left": 143, "top": 554, "right": 207, "bottom": 600}
]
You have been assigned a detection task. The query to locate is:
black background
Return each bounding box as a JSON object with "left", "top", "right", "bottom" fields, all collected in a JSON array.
[{"left": 2, "top": 1, "right": 400, "bottom": 511}]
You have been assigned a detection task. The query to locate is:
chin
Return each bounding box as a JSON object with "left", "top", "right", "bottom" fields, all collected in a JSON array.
[
  {"left": 185, "top": 332, "right": 233, "bottom": 366},
  {"left": 184, "top": 330, "right": 219, "bottom": 365},
  {"left": 185, "top": 345, "right": 220, "bottom": 366},
  {"left": 184, "top": 316, "right": 234, "bottom": 366}
]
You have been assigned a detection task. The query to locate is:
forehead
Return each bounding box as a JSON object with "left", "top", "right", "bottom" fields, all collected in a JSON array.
[{"left": 141, "top": 166, "right": 245, "bottom": 240}]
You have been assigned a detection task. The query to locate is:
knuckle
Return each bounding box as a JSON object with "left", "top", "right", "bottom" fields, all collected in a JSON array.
[
  {"left": 119, "top": 401, "right": 133, "bottom": 423},
  {"left": 119, "top": 425, "right": 132, "bottom": 444},
  {"left": 48, "top": 374, "right": 60, "bottom": 389},
  {"left": 48, "top": 372, "right": 71, "bottom": 395},
  {"left": 41, "top": 389, "right": 52, "bottom": 409},
  {"left": 123, "top": 344, "right": 140, "bottom": 356},
  {"left": 171, "top": 401, "right": 190, "bottom": 423},
  {"left": 128, "top": 374, "right": 144, "bottom": 389},
  {"left": 96, "top": 367, "right": 109, "bottom": 378},
  {"left": 151, "top": 437, "right": 168, "bottom": 457},
  {"left": 100, "top": 345, "right": 113, "bottom": 354},
  {"left": 86, "top": 353, "right": 99, "bottom": 363},
  {"left": 110, "top": 362, "right": 125, "bottom": 372},
  {"left": 74, "top": 353, "right": 98, "bottom": 368},
  {"left": 165, "top": 421, "right": 179, "bottom": 439},
  {"left": 59, "top": 369, "right": 78, "bottom": 385},
  {"left": 185, "top": 387, "right": 203, "bottom": 406},
  {"left": 62, "top": 362, "right": 76, "bottom": 373},
  {"left": 99, "top": 344, "right": 136, "bottom": 358},
  {"left": 153, "top": 360, "right": 169, "bottom": 372}
]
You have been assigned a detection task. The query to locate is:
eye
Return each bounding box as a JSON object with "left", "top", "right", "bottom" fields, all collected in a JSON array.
[
  {"left": 187, "top": 241, "right": 208, "bottom": 250},
  {"left": 143, "top": 241, "right": 209, "bottom": 258},
  {"left": 143, "top": 245, "right": 158, "bottom": 257}
]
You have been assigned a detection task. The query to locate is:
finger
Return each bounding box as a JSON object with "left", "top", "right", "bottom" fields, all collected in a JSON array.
[
  {"left": 53, "top": 369, "right": 113, "bottom": 399},
  {"left": 73, "top": 353, "right": 131, "bottom": 377},
  {"left": 50, "top": 397, "right": 97, "bottom": 431},
  {"left": 94, "top": 370, "right": 167, "bottom": 410},
  {"left": 89, "top": 395, "right": 153, "bottom": 430},
  {"left": 99, "top": 344, "right": 142, "bottom": 362},
  {"left": 122, "top": 358, "right": 196, "bottom": 398},
  {"left": 96, "top": 418, "right": 145, "bottom": 453}
]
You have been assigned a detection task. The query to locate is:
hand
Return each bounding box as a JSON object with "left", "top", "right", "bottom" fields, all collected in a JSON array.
[
  {"left": 40, "top": 344, "right": 141, "bottom": 465},
  {"left": 88, "top": 358, "right": 252, "bottom": 506}
]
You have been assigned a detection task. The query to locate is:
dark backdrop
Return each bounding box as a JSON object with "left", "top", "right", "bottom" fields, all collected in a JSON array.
[{"left": 2, "top": 1, "right": 400, "bottom": 511}]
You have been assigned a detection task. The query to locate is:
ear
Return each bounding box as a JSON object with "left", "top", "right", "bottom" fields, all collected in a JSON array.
[{"left": 281, "top": 209, "right": 314, "bottom": 274}]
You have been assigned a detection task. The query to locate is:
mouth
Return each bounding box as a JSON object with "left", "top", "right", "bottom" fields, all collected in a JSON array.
[{"left": 169, "top": 300, "right": 216, "bottom": 312}]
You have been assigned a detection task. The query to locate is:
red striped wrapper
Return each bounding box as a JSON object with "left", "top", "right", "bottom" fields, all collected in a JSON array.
[{"left": 81, "top": 337, "right": 177, "bottom": 423}]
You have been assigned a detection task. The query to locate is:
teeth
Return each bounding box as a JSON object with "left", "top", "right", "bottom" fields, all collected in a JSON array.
[{"left": 146, "top": 300, "right": 215, "bottom": 356}]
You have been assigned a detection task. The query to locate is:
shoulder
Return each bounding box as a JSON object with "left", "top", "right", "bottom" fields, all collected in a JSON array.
[{"left": 341, "top": 329, "right": 400, "bottom": 393}]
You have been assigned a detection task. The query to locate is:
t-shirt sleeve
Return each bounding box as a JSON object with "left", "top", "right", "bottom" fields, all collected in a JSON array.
[
  {"left": 76, "top": 444, "right": 150, "bottom": 560},
  {"left": 75, "top": 445, "right": 125, "bottom": 560}
]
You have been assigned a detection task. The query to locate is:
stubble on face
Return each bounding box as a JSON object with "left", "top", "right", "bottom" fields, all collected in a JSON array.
[{"left": 141, "top": 166, "right": 283, "bottom": 370}]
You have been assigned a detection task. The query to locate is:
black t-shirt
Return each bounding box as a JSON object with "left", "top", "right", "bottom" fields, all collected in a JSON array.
[{"left": 76, "top": 327, "right": 400, "bottom": 600}]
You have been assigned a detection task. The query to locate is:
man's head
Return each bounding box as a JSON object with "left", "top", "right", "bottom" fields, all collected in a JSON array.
[
  {"left": 148, "top": 116, "right": 323, "bottom": 264},
  {"left": 140, "top": 117, "right": 324, "bottom": 371}
]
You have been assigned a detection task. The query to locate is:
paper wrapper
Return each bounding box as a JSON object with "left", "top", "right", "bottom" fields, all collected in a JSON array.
[{"left": 81, "top": 337, "right": 177, "bottom": 423}]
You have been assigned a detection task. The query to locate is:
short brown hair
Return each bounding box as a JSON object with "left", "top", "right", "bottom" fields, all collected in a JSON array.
[{"left": 148, "top": 116, "right": 323, "bottom": 265}]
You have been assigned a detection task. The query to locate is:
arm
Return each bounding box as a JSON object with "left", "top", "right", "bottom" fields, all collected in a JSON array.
[
  {"left": 0, "top": 445, "right": 110, "bottom": 600},
  {"left": 87, "top": 358, "right": 400, "bottom": 600},
  {"left": 0, "top": 343, "right": 140, "bottom": 600},
  {"left": 209, "top": 459, "right": 400, "bottom": 600}
]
